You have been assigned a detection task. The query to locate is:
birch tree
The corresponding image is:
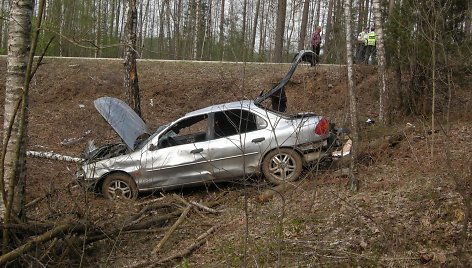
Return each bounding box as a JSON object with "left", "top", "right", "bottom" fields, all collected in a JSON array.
[
  {"left": 344, "top": 0, "right": 359, "bottom": 191},
  {"left": 123, "top": 0, "right": 142, "bottom": 116},
  {"left": 372, "top": 0, "right": 388, "bottom": 123},
  {"left": 2, "top": 0, "right": 42, "bottom": 252}
]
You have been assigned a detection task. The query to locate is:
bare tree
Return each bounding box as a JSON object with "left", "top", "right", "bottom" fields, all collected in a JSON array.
[
  {"left": 298, "top": 0, "right": 310, "bottom": 50},
  {"left": 324, "top": 0, "right": 334, "bottom": 59},
  {"left": 273, "top": 0, "right": 286, "bottom": 62},
  {"left": 250, "top": 0, "right": 261, "bottom": 56},
  {"left": 123, "top": 0, "right": 142, "bottom": 116},
  {"left": 218, "top": 0, "right": 225, "bottom": 59},
  {"left": 344, "top": 0, "right": 359, "bottom": 191},
  {"left": 2, "top": 0, "right": 41, "bottom": 251},
  {"left": 372, "top": 0, "right": 388, "bottom": 123}
]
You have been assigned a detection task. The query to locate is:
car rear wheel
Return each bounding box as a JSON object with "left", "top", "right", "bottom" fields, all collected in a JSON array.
[
  {"left": 262, "top": 148, "right": 303, "bottom": 185},
  {"left": 102, "top": 173, "right": 138, "bottom": 200}
]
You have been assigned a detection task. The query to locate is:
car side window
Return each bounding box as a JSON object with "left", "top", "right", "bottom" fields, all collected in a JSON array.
[
  {"left": 213, "top": 109, "right": 267, "bottom": 138},
  {"left": 158, "top": 114, "right": 209, "bottom": 148}
]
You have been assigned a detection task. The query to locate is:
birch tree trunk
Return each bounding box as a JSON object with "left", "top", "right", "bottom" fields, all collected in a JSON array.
[
  {"left": 0, "top": 0, "right": 7, "bottom": 50},
  {"left": 344, "top": 0, "right": 359, "bottom": 191},
  {"left": 273, "top": 0, "right": 287, "bottom": 62},
  {"left": 372, "top": 0, "right": 388, "bottom": 123},
  {"left": 123, "top": 0, "right": 142, "bottom": 116},
  {"left": 2, "top": 0, "right": 33, "bottom": 221}
]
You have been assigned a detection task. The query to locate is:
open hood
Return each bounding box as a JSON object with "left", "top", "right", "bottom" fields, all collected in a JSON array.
[
  {"left": 254, "top": 50, "right": 316, "bottom": 105},
  {"left": 94, "top": 97, "right": 150, "bottom": 150}
]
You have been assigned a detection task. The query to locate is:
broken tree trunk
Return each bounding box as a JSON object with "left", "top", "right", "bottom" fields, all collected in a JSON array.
[{"left": 26, "top": 151, "right": 83, "bottom": 163}]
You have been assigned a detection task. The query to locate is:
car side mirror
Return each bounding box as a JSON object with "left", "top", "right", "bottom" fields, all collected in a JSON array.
[{"left": 149, "top": 143, "right": 158, "bottom": 151}]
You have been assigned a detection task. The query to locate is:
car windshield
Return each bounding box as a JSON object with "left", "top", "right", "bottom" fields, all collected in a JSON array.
[{"left": 135, "top": 124, "right": 169, "bottom": 149}]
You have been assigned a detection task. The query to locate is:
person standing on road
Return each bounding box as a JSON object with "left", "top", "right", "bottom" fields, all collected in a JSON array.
[
  {"left": 356, "top": 27, "right": 368, "bottom": 63},
  {"left": 364, "top": 27, "right": 377, "bottom": 64},
  {"left": 311, "top": 26, "right": 322, "bottom": 65}
]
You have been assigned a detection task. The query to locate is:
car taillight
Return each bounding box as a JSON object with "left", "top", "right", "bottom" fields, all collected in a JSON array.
[{"left": 314, "top": 118, "right": 329, "bottom": 136}]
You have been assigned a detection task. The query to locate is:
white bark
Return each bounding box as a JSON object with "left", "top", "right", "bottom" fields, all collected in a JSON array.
[
  {"left": 372, "top": 0, "right": 388, "bottom": 123},
  {"left": 2, "top": 0, "right": 33, "bottom": 220},
  {"left": 345, "top": 0, "right": 359, "bottom": 191},
  {"left": 26, "top": 151, "right": 84, "bottom": 163}
]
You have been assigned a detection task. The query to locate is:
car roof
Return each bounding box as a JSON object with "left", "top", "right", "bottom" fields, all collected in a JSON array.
[{"left": 185, "top": 100, "right": 261, "bottom": 117}]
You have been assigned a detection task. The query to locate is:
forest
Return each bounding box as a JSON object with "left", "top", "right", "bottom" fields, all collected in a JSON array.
[{"left": 1, "top": 0, "right": 472, "bottom": 266}]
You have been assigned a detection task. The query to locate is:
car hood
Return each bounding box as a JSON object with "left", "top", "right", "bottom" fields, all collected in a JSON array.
[
  {"left": 254, "top": 50, "right": 316, "bottom": 104},
  {"left": 94, "top": 97, "right": 150, "bottom": 150}
]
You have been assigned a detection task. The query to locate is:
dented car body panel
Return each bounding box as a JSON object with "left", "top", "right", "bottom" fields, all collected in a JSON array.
[
  {"left": 78, "top": 99, "right": 330, "bottom": 192},
  {"left": 76, "top": 50, "right": 340, "bottom": 195}
]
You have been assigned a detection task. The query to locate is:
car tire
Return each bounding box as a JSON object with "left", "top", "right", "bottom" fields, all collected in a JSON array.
[
  {"left": 101, "top": 173, "right": 138, "bottom": 200},
  {"left": 262, "top": 148, "right": 303, "bottom": 185}
]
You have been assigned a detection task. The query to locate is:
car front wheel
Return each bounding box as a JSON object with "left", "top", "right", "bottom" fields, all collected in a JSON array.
[
  {"left": 102, "top": 173, "right": 138, "bottom": 200},
  {"left": 262, "top": 148, "right": 303, "bottom": 185}
]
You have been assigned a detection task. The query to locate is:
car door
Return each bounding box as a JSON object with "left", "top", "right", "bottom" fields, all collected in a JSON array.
[
  {"left": 138, "top": 114, "right": 214, "bottom": 190},
  {"left": 208, "top": 108, "right": 270, "bottom": 179}
]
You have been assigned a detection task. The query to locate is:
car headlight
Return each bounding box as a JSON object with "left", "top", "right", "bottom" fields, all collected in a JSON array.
[{"left": 76, "top": 169, "right": 85, "bottom": 180}]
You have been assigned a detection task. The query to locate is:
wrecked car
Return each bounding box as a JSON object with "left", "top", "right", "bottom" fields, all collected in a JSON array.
[{"left": 76, "top": 50, "right": 344, "bottom": 200}]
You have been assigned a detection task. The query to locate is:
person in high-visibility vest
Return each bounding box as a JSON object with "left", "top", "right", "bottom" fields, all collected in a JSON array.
[
  {"left": 356, "top": 27, "right": 369, "bottom": 63},
  {"left": 364, "top": 27, "right": 376, "bottom": 64}
]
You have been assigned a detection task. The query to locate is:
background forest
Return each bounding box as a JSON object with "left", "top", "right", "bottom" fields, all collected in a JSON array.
[{"left": 0, "top": 0, "right": 471, "bottom": 64}]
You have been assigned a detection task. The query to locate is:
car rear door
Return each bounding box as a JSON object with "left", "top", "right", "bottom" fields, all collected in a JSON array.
[{"left": 208, "top": 108, "right": 271, "bottom": 179}]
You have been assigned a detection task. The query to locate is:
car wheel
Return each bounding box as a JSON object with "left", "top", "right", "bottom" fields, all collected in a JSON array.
[
  {"left": 101, "top": 173, "right": 138, "bottom": 200},
  {"left": 262, "top": 148, "right": 303, "bottom": 185}
]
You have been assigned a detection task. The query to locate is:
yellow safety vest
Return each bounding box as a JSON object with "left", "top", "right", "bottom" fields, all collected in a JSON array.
[{"left": 367, "top": 32, "right": 376, "bottom": 46}]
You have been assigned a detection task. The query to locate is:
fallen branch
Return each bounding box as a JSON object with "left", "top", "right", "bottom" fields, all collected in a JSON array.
[
  {"left": 152, "top": 204, "right": 192, "bottom": 254},
  {"left": 85, "top": 210, "right": 182, "bottom": 244},
  {"left": 173, "top": 194, "right": 224, "bottom": 214},
  {"left": 190, "top": 201, "right": 224, "bottom": 214},
  {"left": 27, "top": 151, "right": 84, "bottom": 163},
  {"left": 0, "top": 219, "right": 84, "bottom": 266},
  {"left": 132, "top": 225, "right": 220, "bottom": 267},
  {"left": 158, "top": 225, "right": 220, "bottom": 264}
]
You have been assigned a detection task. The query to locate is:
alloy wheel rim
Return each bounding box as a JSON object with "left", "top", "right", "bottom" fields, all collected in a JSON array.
[
  {"left": 108, "top": 180, "right": 132, "bottom": 199},
  {"left": 269, "top": 153, "right": 296, "bottom": 181}
]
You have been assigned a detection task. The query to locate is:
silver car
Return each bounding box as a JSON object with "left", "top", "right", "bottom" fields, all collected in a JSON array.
[{"left": 76, "top": 50, "right": 342, "bottom": 200}]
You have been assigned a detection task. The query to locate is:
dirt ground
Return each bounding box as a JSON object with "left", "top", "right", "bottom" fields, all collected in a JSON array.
[{"left": 0, "top": 57, "right": 471, "bottom": 267}]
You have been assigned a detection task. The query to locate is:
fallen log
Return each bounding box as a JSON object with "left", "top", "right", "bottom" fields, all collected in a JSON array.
[{"left": 27, "top": 151, "right": 84, "bottom": 163}]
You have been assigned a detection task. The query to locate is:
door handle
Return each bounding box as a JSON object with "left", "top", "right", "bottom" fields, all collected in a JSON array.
[
  {"left": 252, "top": 137, "right": 265, "bottom": 143},
  {"left": 190, "top": 148, "right": 203, "bottom": 154}
]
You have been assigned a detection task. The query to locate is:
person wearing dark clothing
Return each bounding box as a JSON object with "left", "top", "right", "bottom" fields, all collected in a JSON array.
[
  {"left": 356, "top": 27, "right": 368, "bottom": 63},
  {"left": 271, "top": 88, "right": 287, "bottom": 112},
  {"left": 311, "top": 26, "right": 322, "bottom": 65}
]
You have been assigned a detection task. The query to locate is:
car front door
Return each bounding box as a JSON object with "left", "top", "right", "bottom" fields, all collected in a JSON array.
[{"left": 138, "top": 114, "right": 214, "bottom": 190}]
